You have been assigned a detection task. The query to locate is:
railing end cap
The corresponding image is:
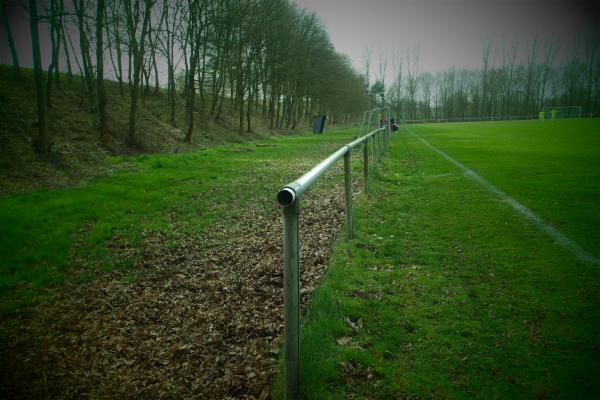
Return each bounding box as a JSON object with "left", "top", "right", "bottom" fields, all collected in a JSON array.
[{"left": 277, "top": 187, "right": 296, "bottom": 207}]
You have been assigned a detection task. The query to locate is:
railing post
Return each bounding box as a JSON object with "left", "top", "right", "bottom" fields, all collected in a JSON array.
[
  {"left": 363, "top": 139, "right": 369, "bottom": 193},
  {"left": 344, "top": 151, "right": 353, "bottom": 240},
  {"left": 377, "top": 131, "right": 381, "bottom": 161},
  {"left": 372, "top": 132, "right": 376, "bottom": 164},
  {"left": 282, "top": 201, "right": 300, "bottom": 400}
]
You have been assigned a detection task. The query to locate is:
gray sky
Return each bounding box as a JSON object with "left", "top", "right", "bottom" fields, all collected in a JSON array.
[
  {"left": 293, "top": 0, "right": 599, "bottom": 77},
  {"left": 1, "top": 0, "right": 597, "bottom": 82}
]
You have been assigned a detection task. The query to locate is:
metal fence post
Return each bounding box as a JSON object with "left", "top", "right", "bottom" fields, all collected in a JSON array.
[
  {"left": 377, "top": 131, "right": 381, "bottom": 162},
  {"left": 344, "top": 151, "right": 353, "bottom": 240},
  {"left": 282, "top": 201, "right": 300, "bottom": 400},
  {"left": 363, "top": 139, "right": 369, "bottom": 193},
  {"left": 372, "top": 132, "right": 376, "bottom": 164}
]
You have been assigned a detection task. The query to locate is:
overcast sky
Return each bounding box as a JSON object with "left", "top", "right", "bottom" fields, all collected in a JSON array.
[
  {"left": 1, "top": 0, "right": 598, "bottom": 82},
  {"left": 293, "top": 0, "right": 599, "bottom": 77}
]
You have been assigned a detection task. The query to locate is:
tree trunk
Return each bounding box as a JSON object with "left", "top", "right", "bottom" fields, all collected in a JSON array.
[
  {"left": 46, "top": 0, "right": 61, "bottom": 108},
  {"left": 29, "top": 0, "right": 48, "bottom": 154},
  {"left": 54, "top": 0, "right": 64, "bottom": 89},
  {"left": 125, "top": 0, "right": 153, "bottom": 148},
  {"left": 246, "top": 86, "right": 252, "bottom": 132},
  {"left": 96, "top": 0, "right": 108, "bottom": 145},
  {"left": 75, "top": 0, "right": 95, "bottom": 113},
  {"left": 105, "top": 9, "right": 123, "bottom": 97},
  {"left": 168, "top": 61, "right": 176, "bottom": 125},
  {"left": 185, "top": 8, "right": 200, "bottom": 144},
  {"left": 60, "top": 21, "right": 73, "bottom": 82},
  {"left": 1, "top": 0, "right": 20, "bottom": 78},
  {"left": 185, "top": 67, "right": 196, "bottom": 143}
]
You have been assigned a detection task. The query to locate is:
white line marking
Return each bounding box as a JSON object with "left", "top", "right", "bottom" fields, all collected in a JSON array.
[{"left": 405, "top": 126, "right": 600, "bottom": 265}]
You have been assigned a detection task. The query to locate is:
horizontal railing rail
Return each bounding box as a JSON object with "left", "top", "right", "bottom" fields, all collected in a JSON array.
[
  {"left": 277, "top": 124, "right": 392, "bottom": 399},
  {"left": 277, "top": 128, "right": 382, "bottom": 207},
  {"left": 402, "top": 115, "right": 538, "bottom": 124}
]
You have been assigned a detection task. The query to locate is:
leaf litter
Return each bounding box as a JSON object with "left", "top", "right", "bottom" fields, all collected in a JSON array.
[{"left": 0, "top": 175, "right": 352, "bottom": 398}]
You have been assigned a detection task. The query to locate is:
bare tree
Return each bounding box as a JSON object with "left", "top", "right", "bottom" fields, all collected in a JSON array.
[
  {"left": 539, "top": 38, "right": 559, "bottom": 109},
  {"left": 406, "top": 47, "right": 420, "bottom": 119},
  {"left": 480, "top": 39, "right": 492, "bottom": 117},
  {"left": 123, "top": 0, "right": 155, "bottom": 147},
  {"left": 389, "top": 49, "right": 403, "bottom": 118},
  {"left": 1, "top": 0, "right": 21, "bottom": 78},
  {"left": 96, "top": 0, "right": 108, "bottom": 144},
  {"left": 584, "top": 34, "right": 599, "bottom": 113},
  {"left": 73, "top": 0, "right": 96, "bottom": 112},
  {"left": 29, "top": 0, "right": 49, "bottom": 153},
  {"left": 419, "top": 71, "right": 433, "bottom": 119},
  {"left": 45, "top": 0, "right": 65, "bottom": 107},
  {"left": 363, "top": 48, "right": 372, "bottom": 90},
  {"left": 524, "top": 35, "right": 540, "bottom": 115}
]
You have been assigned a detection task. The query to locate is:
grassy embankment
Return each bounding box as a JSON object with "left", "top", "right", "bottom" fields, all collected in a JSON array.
[
  {"left": 277, "top": 119, "right": 600, "bottom": 399},
  {"left": 0, "top": 126, "right": 369, "bottom": 313},
  {"left": 0, "top": 65, "right": 307, "bottom": 194}
]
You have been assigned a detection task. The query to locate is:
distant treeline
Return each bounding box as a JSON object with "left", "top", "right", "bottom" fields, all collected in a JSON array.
[
  {"left": 377, "top": 36, "right": 600, "bottom": 121},
  {"left": 2, "top": 0, "right": 370, "bottom": 154}
]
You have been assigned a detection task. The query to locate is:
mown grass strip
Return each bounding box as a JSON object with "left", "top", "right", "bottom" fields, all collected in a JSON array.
[
  {"left": 405, "top": 125, "right": 599, "bottom": 265},
  {"left": 407, "top": 119, "right": 600, "bottom": 258},
  {"left": 278, "top": 122, "right": 600, "bottom": 399}
]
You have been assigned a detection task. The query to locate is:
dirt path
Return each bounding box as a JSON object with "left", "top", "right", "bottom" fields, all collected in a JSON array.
[{"left": 0, "top": 185, "right": 348, "bottom": 399}]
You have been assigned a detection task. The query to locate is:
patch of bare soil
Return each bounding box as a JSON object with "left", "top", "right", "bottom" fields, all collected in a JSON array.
[{"left": 0, "top": 187, "right": 348, "bottom": 399}]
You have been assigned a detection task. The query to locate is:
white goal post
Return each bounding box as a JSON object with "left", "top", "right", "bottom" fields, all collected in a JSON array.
[{"left": 539, "top": 106, "right": 582, "bottom": 119}]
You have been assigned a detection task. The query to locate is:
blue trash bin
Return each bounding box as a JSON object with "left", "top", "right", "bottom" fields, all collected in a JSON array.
[{"left": 312, "top": 115, "right": 326, "bottom": 134}]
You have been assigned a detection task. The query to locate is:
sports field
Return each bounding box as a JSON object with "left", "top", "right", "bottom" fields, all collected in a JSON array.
[
  {"left": 407, "top": 119, "right": 600, "bottom": 260},
  {"left": 282, "top": 118, "right": 600, "bottom": 399}
]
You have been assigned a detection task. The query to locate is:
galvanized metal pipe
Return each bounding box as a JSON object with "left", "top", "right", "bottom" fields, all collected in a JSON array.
[
  {"left": 363, "top": 139, "right": 369, "bottom": 193},
  {"left": 376, "top": 131, "right": 381, "bottom": 163},
  {"left": 278, "top": 131, "right": 380, "bottom": 207},
  {"left": 372, "top": 132, "right": 376, "bottom": 164},
  {"left": 344, "top": 151, "right": 352, "bottom": 239},
  {"left": 282, "top": 202, "right": 300, "bottom": 400}
]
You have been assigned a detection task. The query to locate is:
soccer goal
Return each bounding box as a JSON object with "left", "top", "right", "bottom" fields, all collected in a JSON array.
[{"left": 539, "top": 106, "right": 582, "bottom": 119}]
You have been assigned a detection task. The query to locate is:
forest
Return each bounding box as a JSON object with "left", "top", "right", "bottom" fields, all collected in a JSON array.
[
  {"left": 377, "top": 35, "right": 600, "bottom": 121},
  {"left": 1, "top": 0, "right": 370, "bottom": 154},
  {"left": 2, "top": 1, "right": 598, "bottom": 157}
]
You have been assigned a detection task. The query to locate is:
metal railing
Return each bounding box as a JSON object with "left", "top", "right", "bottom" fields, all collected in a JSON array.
[
  {"left": 360, "top": 107, "right": 391, "bottom": 165},
  {"left": 276, "top": 122, "right": 392, "bottom": 399},
  {"left": 401, "top": 114, "right": 537, "bottom": 124}
]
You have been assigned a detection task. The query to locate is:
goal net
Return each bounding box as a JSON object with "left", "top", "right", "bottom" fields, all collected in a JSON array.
[{"left": 539, "top": 106, "right": 582, "bottom": 119}]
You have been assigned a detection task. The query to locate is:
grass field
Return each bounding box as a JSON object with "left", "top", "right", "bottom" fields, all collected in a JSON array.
[
  {"left": 279, "top": 119, "right": 600, "bottom": 399},
  {"left": 407, "top": 119, "right": 600, "bottom": 259}
]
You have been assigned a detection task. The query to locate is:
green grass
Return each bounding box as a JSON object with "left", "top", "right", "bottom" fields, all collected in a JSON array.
[
  {"left": 408, "top": 119, "right": 600, "bottom": 257},
  {"left": 279, "top": 119, "right": 600, "bottom": 399},
  {"left": 0, "top": 127, "right": 363, "bottom": 312}
]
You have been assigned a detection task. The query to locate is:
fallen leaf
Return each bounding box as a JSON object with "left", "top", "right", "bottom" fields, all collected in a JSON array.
[{"left": 337, "top": 336, "right": 353, "bottom": 346}]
